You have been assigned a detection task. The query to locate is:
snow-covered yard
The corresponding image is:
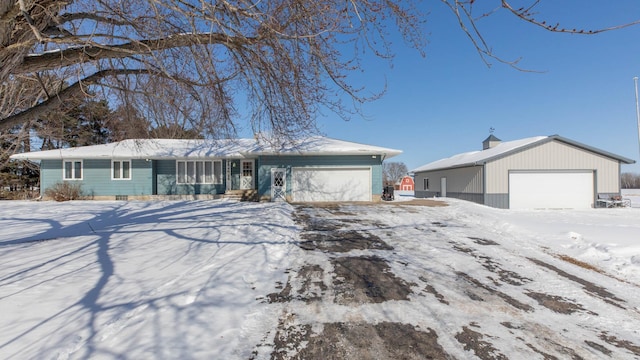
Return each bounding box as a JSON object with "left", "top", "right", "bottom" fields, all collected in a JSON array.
[
  {"left": 0, "top": 200, "right": 297, "bottom": 359},
  {"left": 0, "top": 193, "right": 639, "bottom": 359}
]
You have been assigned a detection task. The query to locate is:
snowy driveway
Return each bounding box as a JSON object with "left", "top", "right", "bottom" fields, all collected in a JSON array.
[
  {"left": 262, "top": 201, "right": 640, "bottom": 359},
  {"left": 0, "top": 199, "right": 639, "bottom": 359}
]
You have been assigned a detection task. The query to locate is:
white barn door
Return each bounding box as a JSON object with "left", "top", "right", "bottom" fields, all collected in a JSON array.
[{"left": 509, "top": 171, "right": 593, "bottom": 209}]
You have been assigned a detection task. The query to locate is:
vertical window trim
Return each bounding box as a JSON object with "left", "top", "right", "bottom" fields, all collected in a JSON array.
[
  {"left": 112, "top": 160, "right": 132, "bottom": 180},
  {"left": 424, "top": 178, "right": 429, "bottom": 190},
  {"left": 213, "top": 160, "right": 222, "bottom": 184},
  {"left": 204, "top": 161, "right": 213, "bottom": 184},
  {"left": 177, "top": 161, "right": 187, "bottom": 183},
  {"left": 63, "top": 160, "right": 83, "bottom": 180}
]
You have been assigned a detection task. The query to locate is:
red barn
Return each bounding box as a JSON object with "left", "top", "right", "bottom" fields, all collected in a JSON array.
[{"left": 396, "top": 176, "right": 414, "bottom": 191}]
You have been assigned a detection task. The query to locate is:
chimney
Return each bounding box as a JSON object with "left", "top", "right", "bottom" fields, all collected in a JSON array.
[{"left": 482, "top": 135, "right": 501, "bottom": 150}]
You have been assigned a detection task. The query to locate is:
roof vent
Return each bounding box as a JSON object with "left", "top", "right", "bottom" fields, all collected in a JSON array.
[{"left": 482, "top": 135, "right": 501, "bottom": 150}]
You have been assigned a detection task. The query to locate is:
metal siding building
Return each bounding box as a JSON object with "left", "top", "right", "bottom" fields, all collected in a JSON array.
[
  {"left": 414, "top": 166, "right": 483, "bottom": 204},
  {"left": 412, "top": 135, "right": 634, "bottom": 209}
]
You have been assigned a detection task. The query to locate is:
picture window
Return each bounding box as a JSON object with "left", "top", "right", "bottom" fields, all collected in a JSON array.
[{"left": 177, "top": 160, "right": 222, "bottom": 184}]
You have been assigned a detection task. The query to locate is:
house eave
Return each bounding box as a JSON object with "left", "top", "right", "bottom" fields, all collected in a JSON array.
[
  {"left": 413, "top": 163, "right": 483, "bottom": 173},
  {"left": 247, "top": 150, "right": 402, "bottom": 158}
]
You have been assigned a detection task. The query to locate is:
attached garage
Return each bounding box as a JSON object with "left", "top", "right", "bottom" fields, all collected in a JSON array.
[
  {"left": 291, "top": 167, "right": 372, "bottom": 202},
  {"left": 509, "top": 171, "right": 594, "bottom": 209}
]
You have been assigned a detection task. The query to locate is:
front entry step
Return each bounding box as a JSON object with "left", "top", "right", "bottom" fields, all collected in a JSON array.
[{"left": 224, "top": 190, "right": 259, "bottom": 202}]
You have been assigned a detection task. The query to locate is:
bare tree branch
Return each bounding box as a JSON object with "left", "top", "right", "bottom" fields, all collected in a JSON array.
[
  {"left": 15, "top": 33, "right": 261, "bottom": 74},
  {"left": 1, "top": 0, "right": 639, "bottom": 142},
  {"left": 501, "top": 0, "right": 640, "bottom": 34},
  {"left": 0, "top": 69, "right": 156, "bottom": 131}
]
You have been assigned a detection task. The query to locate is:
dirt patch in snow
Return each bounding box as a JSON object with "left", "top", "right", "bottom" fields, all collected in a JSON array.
[
  {"left": 270, "top": 321, "right": 451, "bottom": 360},
  {"left": 528, "top": 258, "right": 626, "bottom": 309},
  {"left": 267, "top": 264, "right": 328, "bottom": 304},
  {"left": 332, "top": 255, "right": 414, "bottom": 305},
  {"left": 419, "top": 276, "right": 450, "bottom": 305},
  {"left": 599, "top": 332, "right": 640, "bottom": 356},
  {"left": 299, "top": 230, "right": 393, "bottom": 252},
  {"left": 457, "top": 272, "right": 534, "bottom": 312},
  {"left": 452, "top": 242, "right": 533, "bottom": 286},
  {"left": 294, "top": 215, "right": 345, "bottom": 232},
  {"left": 584, "top": 340, "right": 613, "bottom": 356},
  {"left": 455, "top": 325, "right": 508, "bottom": 360},
  {"left": 525, "top": 291, "right": 597, "bottom": 315},
  {"left": 469, "top": 236, "right": 499, "bottom": 246},
  {"left": 293, "top": 207, "right": 385, "bottom": 232}
]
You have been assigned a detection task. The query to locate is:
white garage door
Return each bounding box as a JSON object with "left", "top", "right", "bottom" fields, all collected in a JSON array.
[
  {"left": 292, "top": 167, "right": 371, "bottom": 202},
  {"left": 509, "top": 171, "right": 594, "bottom": 209}
]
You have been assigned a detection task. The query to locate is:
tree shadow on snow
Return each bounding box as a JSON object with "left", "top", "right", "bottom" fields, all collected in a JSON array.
[{"left": 0, "top": 200, "right": 296, "bottom": 358}]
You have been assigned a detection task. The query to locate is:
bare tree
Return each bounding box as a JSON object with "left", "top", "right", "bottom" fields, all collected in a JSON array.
[
  {"left": 0, "top": 74, "right": 60, "bottom": 167},
  {"left": 383, "top": 161, "right": 409, "bottom": 186},
  {"left": 107, "top": 104, "right": 152, "bottom": 141},
  {"left": 621, "top": 172, "right": 640, "bottom": 189},
  {"left": 0, "top": 0, "right": 426, "bottom": 139},
  {"left": 1, "top": 0, "right": 638, "bottom": 142}
]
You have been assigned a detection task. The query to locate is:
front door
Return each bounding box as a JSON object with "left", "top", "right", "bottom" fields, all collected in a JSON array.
[
  {"left": 240, "top": 160, "right": 254, "bottom": 190},
  {"left": 271, "top": 168, "right": 286, "bottom": 201}
]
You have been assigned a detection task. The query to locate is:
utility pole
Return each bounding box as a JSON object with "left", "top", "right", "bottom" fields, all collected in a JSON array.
[{"left": 634, "top": 77, "right": 640, "bottom": 160}]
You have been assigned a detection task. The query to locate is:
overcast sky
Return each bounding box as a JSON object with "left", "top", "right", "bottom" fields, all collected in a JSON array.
[{"left": 302, "top": 1, "right": 640, "bottom": 173}]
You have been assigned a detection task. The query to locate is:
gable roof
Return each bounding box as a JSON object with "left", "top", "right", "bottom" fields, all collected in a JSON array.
[
  {"left": 483, "top": 134, "right": 501, "bottom": 142},
  {"left": 411, "top": 135, "right": 635, "bottom": 173},
  {"left": 10, "top": 136, "right": 402, "bottom": 161}
]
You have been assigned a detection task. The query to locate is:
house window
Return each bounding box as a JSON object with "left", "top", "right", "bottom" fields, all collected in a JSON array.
[
  {"left": 176, "top": 160, "right": 222, "bottom": 184},
  {"left": 424, "top": 178, "right": 429, "bottom": 190},
  {"left": 242, "top": 161, "right": 253, "bottom": 176},
  {"left": 63, "top": 160, "right": 82, "bottom": 180},
  {"left": 112, "top": 160, "right": 131, "bottom": 180}
]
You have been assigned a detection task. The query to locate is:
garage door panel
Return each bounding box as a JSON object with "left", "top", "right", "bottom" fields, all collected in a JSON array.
[
  {"left": 292, "top": 168, "right": 371, "bottom": 202},
  {"left": 509, "top": 172, "right": 593, "bottom": 209}
]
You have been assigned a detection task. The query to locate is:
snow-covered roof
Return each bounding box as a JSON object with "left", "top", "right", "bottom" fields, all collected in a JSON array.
[
  {"left": 9, "top": 139, "right": 255, "bottom": 160},
  {"left": 10, "top": 136, "right": 402, "bottom": 160},
  {"left": 247, "top": 136, "right": 402, "bottom": 157},
  {"left": 411, "top": 135, "right": 635, "bottom": 173}
]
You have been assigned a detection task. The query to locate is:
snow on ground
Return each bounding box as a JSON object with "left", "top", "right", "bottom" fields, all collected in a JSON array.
[
  {"left": 0, "top": 200, "right": 298, "bottom": 359},
  {"left": 0, "top": 195, "right": 639, "bottom": 358},
  {"left": 393, "top": 189, "right": 640, "bottom": 284}
]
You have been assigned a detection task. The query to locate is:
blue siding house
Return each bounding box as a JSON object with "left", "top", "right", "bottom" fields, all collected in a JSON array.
[{"left": 12, "top": 137, "right": 401, "bottom": 202}]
